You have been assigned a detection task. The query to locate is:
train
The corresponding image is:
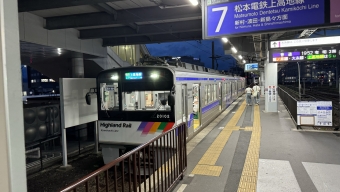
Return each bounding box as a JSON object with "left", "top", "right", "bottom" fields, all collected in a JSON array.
[{"left": 95, "top": 64, "right": 245, "bottom": 164}]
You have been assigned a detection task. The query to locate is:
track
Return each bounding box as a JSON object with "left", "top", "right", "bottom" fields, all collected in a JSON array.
[{"left": 280, "top": 85, "right": 340, "bottom": 127}]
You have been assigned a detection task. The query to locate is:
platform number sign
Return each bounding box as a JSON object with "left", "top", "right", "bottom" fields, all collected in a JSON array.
[
  {"left": 203, "top": 0, "right": 325, "bottom": 39},
  {"left": 212, "top": 6, "right": 228, "bottom": 33}
]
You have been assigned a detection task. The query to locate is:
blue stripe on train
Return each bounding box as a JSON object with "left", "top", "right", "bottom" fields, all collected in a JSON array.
[{"left": 202, "top": 100, "right": 220, "bottom": 114}]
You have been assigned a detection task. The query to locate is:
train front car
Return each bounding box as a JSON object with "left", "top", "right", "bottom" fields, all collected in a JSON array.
[{"left": 97, "top": 66, "right": 176, "bottom": 164}]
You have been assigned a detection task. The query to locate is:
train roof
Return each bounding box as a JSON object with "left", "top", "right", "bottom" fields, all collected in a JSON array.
[{"left": 98, "top": 63, "right": 243, "bottom": 79}]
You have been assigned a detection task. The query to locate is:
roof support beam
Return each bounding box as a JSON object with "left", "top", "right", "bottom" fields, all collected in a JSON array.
[
  {"left": 92, "top": 3, "right": 117, "bottom": 19},
  {"left": 102, "top": 31, "right": 202, "bottom": 46},
  {"left": 45, "top": 6, "right": 201, "bottom": 30},
  {"left": 79, "top": 19, "right": 202, "bottom": 39},
  {"left": 18, "top": 0, "right": 124, "bottom": 12}
]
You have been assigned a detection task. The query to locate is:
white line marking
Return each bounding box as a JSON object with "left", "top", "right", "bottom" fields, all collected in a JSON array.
[
  {"left": 257, "top": 159, "right": 301, "bottom": 192},
  {"left": 177, "top": 184, "right": 188, "bottom": 192},
  {"left": 218, "top": 127, "right": 224, "bottom": 130},
  {"left": 188, "top": 174, "right": 194, "bottom": 177}
]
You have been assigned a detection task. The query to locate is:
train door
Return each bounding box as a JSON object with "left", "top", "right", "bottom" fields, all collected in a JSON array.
[
  {"left": 219, "top": 82, "right": 222, "bottom": 111},
  {"left": 181, "top": 85, "right": 188, "bottom": 134},
  {"left": 192, "top": 84, "right": 200, "bottom": 130}
]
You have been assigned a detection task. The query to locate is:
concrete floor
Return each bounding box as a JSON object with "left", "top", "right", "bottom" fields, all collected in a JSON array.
[{"left": 172, "top": 96, "right": 340, "bottom": 192}]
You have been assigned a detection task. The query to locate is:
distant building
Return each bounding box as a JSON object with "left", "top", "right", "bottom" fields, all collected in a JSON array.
[
  {"left": 279, "top": 61, "right": 337, "bottom": 86},
  {"left": 22, "top": 66, "right": 59, "bottom": 95}
]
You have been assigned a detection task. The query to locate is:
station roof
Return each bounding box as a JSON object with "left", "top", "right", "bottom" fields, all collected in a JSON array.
[
  {"left": 19, "top": 0, "right": 202, "bottom": 46},
  {"left": 18, "top": 0, "right": 340, "bottom": 69}
]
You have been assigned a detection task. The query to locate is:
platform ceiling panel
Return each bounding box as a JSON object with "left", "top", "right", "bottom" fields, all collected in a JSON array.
[
  {"left": 29, "top": 5, "right": 100, "bottom": 17},
  {"left": 107, "top": 0, "right": 156, "bottom": 10}
]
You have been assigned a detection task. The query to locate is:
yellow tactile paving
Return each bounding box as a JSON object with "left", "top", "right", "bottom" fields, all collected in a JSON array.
[
  {"left": 191, "top": 101, "right": 247, "bottom": 176},
  {"left": 237, "top": 105, "right": 261, "bottom": 192},
  {"left": 191, "top": 165, "right": 223, "bottom": 176}
]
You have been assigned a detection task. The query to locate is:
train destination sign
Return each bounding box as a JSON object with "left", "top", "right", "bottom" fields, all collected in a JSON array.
[
  {"left": 203, "top": 0, "right": 325, "bottom": 38},
  {"left": 125, "top": 72, "right": 143, "bottom": 80},
  {"left": 270, "top": 47, "right": 340, "bottom": 62}
]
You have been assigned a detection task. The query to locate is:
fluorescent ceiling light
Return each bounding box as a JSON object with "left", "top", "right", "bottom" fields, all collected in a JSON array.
[
  {"left": 231, "top": 47, "right": 237, "bottom": 53},
  {"left": 238, "top": 55, "right": 243, "bottom": 59},
  {"left": 222, "top": 37, "right": 228, "bottom": 43},
  {"left": 189, "top": 0, "right": 199, "bottom": 6},
  {"left": 242, "top": 60, "right": 246, "bottom": 64}
]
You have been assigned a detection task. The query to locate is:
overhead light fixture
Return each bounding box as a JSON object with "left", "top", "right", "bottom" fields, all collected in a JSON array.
[
  {"left": 189, "top": 0, "right": 199, "bottom": 6},
  {"left": 242, "top": 60, "right": 246, "bottom": 64},
  {"left": 222, "top": 37, "right": 228, "bottom": 43},
  {"left": 238, "top": 55, "right": 243, "bottom": 59},
  {"left": 231, "top": 47, "right": 237, "bottom": 53}
]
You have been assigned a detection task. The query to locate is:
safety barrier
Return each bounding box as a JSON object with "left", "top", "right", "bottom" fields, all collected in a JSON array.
[
  {"left": 60, "top": 123, "right": 187, "bottom": 192},
  {"left": 278, "top": 87, "right": 297, "bottom": 124}
]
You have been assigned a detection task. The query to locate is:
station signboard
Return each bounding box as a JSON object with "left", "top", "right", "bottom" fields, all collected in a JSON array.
[
  {"left": 269, "top": 46, "right": 340, "bottom": 62},
  {"left": 244, "top": 63, "right": 259, "bottom": 72},
  {"left": 297, "top": 101, "right": 332, "bottom": 127},
  {"left": 202, "top": 0, "right": 325, "bottom": 39},
  {"left": 330, "top": 0, "right": 340, "bottom": 23},
  {"left": 270, "top": 36, "right": 340, "bottom": 49}
]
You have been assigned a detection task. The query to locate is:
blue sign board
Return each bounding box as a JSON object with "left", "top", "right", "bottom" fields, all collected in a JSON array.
[
  {"left": 204, "top": 0, "right": 325, "bottom": 38},
  {"left": 125, "top": 72, "right": 143, "bottom": 80},
  {"left": 244, "top": 63, "right": 258, "bottom": 72}
]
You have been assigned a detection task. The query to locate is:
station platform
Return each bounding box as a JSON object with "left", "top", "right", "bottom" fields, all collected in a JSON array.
[{"left": 172, "top": 96, "right": 340, "bottom": 192}]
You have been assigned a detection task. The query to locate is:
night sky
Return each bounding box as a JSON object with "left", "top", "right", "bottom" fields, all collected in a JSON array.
[{"left": 146, "top": 39, "right": 237, "bottom": 71}]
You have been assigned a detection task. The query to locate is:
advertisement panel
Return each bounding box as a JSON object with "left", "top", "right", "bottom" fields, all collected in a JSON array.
[
  {"left": 330, "top": 0, "right": 340, "bottom": 23},
  {"left": 98, "top": 121, "right": 175, "bottom": 144},
  {"left": 204, "top": 0, "right": 325, "bottom": 38}
]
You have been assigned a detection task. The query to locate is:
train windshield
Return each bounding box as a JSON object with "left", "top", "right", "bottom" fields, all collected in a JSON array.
[
  {"left": 100, "top": 83, "right": 119, "bottom": 111},
  {"left": 123, "top": 90, "right": 171, "bottom": 111}
]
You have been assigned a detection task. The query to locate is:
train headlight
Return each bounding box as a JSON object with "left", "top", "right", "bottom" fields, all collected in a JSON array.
[
  {"left": 111, "top": 75, "right": 119, "bottom": 80},
  {"left": 150, "top": 73, "right": 159, "bottom": 79}
]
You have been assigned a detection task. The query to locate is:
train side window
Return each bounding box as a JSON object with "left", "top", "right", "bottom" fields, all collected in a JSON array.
[
  {"left": 205, "top": 85, "right": 208, "bottom": 105},
  {"left": 100, "top": 83, "right": 119, "bottom": 111},
  {"left": 122, "top": 90, "right": 171, "bottom": 111},
  {"left": 213, "top": 84, "right": 217, "bottom": 101},
  {"left": 207, "top": 85, "right": 211, "bottom": 103}
]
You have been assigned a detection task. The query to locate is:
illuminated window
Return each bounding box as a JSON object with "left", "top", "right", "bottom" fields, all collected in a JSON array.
[
  {"left": 41, "top": 79, "right": 48, "bottom": 82},
  {"left": 49, "top": 79, "right": 55, "bottom": 82}
]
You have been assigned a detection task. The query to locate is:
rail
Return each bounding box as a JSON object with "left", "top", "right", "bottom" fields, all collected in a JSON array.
[
  {"left": 60, "top": 122, "right": 187, "bottom": 192},
  {"left": 278, "top": 87, "right": 298, "bottom": 124}
]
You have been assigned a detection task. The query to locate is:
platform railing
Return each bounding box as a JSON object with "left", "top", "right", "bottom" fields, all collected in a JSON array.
[
  {"left": 278, "top": 87, "right": 297, "bottom": 123},
  {"left": 60, "top": 123, "right": 187, "bottom": 192}
]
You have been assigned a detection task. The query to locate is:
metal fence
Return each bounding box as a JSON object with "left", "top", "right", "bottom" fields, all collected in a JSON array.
[
  {"left": 60, "top": 122, "right": 187, "bottom": 192},
  {"left": 278, "top": 87, "right": 297, "bottom": 124}
]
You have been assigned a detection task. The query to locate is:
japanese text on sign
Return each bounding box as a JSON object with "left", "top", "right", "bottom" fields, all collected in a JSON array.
[{"left": 205, "top": 0, "right": 324, "bottom": 37}]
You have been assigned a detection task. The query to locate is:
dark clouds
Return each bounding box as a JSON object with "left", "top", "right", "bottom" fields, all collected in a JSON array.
[{"left": 146, "top": 39, "right": 237, "bottom": 71}]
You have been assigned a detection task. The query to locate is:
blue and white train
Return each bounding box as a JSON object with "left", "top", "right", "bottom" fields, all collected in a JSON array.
[{"left": 95, "top": 64, "right": 245, "bottom": 163}]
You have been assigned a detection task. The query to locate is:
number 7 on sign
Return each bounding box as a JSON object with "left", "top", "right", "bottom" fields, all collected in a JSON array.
[{"left": 212, "top": 6, "right": 228, "bottom": 33}]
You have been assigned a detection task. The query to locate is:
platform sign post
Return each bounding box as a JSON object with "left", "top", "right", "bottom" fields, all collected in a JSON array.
[
  {"left": 202, "top": 0, "right": 325, "bottom": 39},
  {"left": 297, "top": 101, "right": 332, "bottom": 127}
]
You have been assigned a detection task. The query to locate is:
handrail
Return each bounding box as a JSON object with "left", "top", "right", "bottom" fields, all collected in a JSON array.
[
  {"left": 60, "top": 122, "right": 187, "bottom": 192},
  {"left": 278, "top": 87, "right": 297, "bottom": 101}
]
